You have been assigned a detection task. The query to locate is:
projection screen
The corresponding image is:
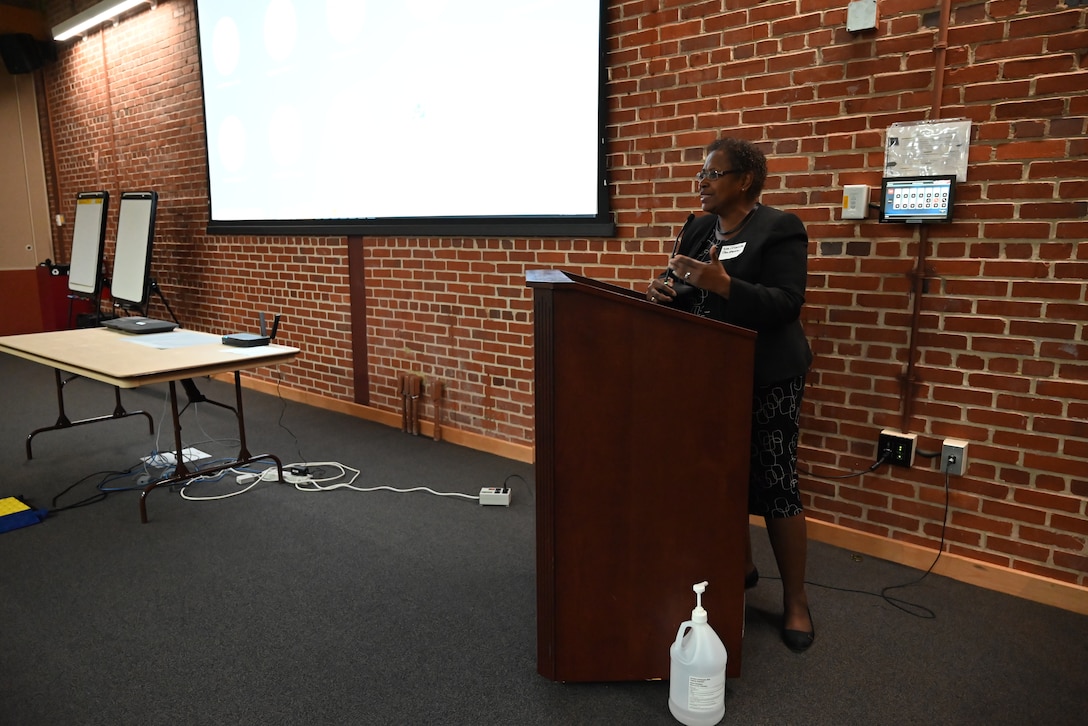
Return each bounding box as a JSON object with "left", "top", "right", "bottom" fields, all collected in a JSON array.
[{"left": 194, "top": 0, "right": 612, "bottom": 237}]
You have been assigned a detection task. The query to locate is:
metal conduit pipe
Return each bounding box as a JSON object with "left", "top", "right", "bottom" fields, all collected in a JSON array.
[{"left": 899, "top": 0, "right": 953, "bottom": 434}]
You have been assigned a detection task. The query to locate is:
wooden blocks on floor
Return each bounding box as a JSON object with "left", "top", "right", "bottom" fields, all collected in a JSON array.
[{"left": 397, "top": 373, "right": 444, "bottom": 441}]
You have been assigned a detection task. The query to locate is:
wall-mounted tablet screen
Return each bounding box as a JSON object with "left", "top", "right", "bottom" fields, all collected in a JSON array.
[
  {"left": 110, "top": 191, "right": 158, "bottom": 309},
  {"left": 879, "top": 175, "right": 956, "bottom": 224},
  {"left": 68, "top": 191, "right": 109, "bottom": 296}
]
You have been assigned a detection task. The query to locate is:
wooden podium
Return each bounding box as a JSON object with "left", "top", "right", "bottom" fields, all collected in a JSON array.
[{"left": 527, "top": 270, "right": 755, "bottom": 682}]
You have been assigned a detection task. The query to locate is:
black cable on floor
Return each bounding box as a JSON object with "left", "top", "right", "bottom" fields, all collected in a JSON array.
[
  {"left": 48, "top": 466, "right": 141, "bottom": 513},
  {"left": 876, "top": 470, "right": 951, "bottom": 617},
  {"left": 273, "top": 375, "right": 306, "bottom": 465},
  {"left": 762, "top": 470, "right": 952, "bottom": 619}
]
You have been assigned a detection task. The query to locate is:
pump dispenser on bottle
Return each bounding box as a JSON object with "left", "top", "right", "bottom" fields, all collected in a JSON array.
[{"left": 668, "top": 581, "right": 727, "bottom": 726}]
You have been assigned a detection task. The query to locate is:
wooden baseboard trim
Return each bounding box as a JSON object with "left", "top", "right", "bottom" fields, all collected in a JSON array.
[
  {"left": 215, "top": 372, "right": 535, "bottom": 464},
  {"left": 749, "top": 515, "right": 1088, "bottom": 616}
]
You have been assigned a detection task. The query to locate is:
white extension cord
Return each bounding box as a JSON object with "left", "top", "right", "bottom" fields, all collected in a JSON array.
[{"left": 180, "top": 461, "right": 514, "bottom": 508}]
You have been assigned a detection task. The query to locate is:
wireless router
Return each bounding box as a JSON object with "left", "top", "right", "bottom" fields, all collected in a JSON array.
[{"left": 223, "top": 313, "right": 280, "bottom": 347}]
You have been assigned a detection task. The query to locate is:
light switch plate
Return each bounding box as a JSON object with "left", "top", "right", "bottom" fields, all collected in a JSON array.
[{"left": 842, "top": 184, "right": 869, "bottom": 219}]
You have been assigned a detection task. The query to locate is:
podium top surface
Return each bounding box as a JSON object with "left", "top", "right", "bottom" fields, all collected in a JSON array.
[
  {"left": 526, "top": 268, "right": 630, "bottom": 293},
  {"left": 526, "top": 268, "right": 756, "bottom": 340}
]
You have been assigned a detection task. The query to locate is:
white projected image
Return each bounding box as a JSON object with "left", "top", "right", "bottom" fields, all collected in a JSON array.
[{"left": 196, "top": 0, "right": 605, "bottom": 231}]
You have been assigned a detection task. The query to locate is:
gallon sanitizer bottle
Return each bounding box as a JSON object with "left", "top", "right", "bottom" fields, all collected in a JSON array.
[{"left": 668, "top": 581, "right": 727, "bottom": 726}]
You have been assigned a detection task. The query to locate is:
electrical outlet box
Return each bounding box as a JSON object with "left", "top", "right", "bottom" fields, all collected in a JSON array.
[
  {"left": 878, "top": 429, "right": 917, "bottom": 467},
  {"left": 847, "top": 0, "right": 878, "bottom": 33},
  {"left": 941, "top": 438, "right": 969, "bottom": 476}
]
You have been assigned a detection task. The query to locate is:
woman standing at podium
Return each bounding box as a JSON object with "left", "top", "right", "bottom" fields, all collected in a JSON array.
[{"left": 645, "top": 136, "right": 815, "bottom": 653}]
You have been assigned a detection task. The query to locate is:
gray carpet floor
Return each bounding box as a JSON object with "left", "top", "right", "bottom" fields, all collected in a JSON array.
[{"left": 1, "top": 352, "right": 1086, "bottom": 725}]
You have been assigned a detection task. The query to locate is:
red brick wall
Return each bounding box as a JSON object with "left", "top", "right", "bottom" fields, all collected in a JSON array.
[{"left": 36, "top": 0, "right": 1087, "bottom": 585}]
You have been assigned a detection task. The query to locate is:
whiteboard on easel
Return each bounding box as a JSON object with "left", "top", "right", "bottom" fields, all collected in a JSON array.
[
  {"left": 110, "top": 191, "right": 158, "bottom": 309},
  {"left": 68, "top": 191, "right": 109, "bottom": 296}
]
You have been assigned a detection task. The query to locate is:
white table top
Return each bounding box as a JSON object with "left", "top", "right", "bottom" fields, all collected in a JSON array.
[{"left": 0, "top": 327, "right": 299, "bottom": 388}]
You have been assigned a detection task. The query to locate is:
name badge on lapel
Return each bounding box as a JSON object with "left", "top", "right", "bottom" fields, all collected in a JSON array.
[{"left": 718, "top": 241, "right": 746, "bottom": 260}]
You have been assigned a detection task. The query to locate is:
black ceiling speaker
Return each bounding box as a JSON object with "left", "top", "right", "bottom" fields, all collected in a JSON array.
[{"left": 0, "top": 33, "right": 56, "bottom": 74}]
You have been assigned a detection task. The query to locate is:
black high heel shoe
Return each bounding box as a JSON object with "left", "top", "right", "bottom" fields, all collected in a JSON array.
[
  {"left": 781, "top": 607, "right": 815, "bottom": 653},
  {"left": 744, "top": 567, "right": 759, "bottom": 589}
]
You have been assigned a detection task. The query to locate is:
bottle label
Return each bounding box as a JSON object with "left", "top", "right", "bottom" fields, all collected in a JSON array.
[{"left": 686, "top": 672, "right": 725, "bottom": 711}]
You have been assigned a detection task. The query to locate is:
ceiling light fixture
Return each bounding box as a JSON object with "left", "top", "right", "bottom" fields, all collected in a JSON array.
[{"left": 52, "top": 0, "right": 152, "bottom": 42}]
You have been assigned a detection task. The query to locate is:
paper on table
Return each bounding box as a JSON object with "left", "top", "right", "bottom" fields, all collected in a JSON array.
[{"left": 122, "top": 331, "right": 215, "bottom": 350}]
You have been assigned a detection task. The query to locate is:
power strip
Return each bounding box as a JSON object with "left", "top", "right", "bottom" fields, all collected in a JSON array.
[
  {"left": 479, "top": 487, "right": 511, "bottom": 506},
  {"left": 236, "top": 471, "right": 311, "bottom": 485}
]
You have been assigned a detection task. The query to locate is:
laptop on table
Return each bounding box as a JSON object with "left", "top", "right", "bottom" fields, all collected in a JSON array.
[{"left": 101, "top": 317, "right": 178, "bottom": 334}]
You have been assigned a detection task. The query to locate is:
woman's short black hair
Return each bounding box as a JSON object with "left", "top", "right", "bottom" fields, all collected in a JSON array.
[{"left": 706, "top": 137, "right": 767, "bottom": 201}]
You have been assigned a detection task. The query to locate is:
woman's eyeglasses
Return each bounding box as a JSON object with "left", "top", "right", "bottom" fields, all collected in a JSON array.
[{"left": 695, "top": 168, "right": 741, "bottom": 181}]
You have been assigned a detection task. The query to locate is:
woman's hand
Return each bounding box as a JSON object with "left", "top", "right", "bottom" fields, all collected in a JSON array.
[
  {"left": 646, "top": 274, "right": 677, "bottom": 304},
  {"left": 667, "top": 246, "right": 732, "bottom": 299}
]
